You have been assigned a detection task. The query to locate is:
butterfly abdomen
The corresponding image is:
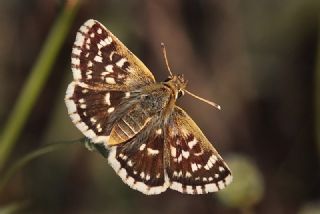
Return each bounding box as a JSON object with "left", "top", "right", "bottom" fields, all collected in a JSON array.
[{"left": 108, "top": 85, "right": 171, "bottom": 146}]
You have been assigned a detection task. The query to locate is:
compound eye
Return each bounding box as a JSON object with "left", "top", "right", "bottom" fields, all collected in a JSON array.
[{"left": 177, "top": 90, "right": 184, "bottom": 99}]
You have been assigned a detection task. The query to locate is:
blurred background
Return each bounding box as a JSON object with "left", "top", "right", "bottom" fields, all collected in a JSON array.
[{"left": 0, "top": 0, "right": 320, "bottom": 213}]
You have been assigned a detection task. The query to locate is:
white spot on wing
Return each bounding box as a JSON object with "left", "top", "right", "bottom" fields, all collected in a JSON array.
[
  {"left": 139, "top": 144, "right": 146, "bottom": 151},
  {"left": 84, "top": 129, "right": 96, "bottom": 139},
  {"left": 105, "top": 93, "right": 111, "bottom": 105},
  {"left": 218, "top": 181, "right": 225, "bottom": 189},
  {"left": 70, "top": 113, "right": 80, "bottom": 123},
  {"left": 65, "top": 99, "right": 76, "bottom": 114},
  {"left": 140, "top": 172, "right": 145, "bottom": 179},
  {"left": 90, "top": 117, "right": 97, "bottom": 123},
  {"left": 204, "top": 183, "right": 218, "bottom": 192},
  {"left": 204, "top": 155, "right": 217, "bottom": 170},
  {"left": 182, "top": 150, "right": 189, "bottom": 159},
  {"left": 170, "top": 182, "right": 183, "bottom": 193},
  {"left": 147, "top": 148, "right": 159, "bottom": 155},
  {"left": 170, "top": 146, "right": 176, "bottom": 157},
  {"left": 79, "top": 25, "right": 89, "bottom": 34},
  {"left": 65, "top": 82, "right": 75, "bottom": 99},
  {"left": 116, "top": 58, "right": 127, "bottom": 67},
  {"left": 219, "top": 166, "right": 225, "bottom": 172},
  {"left": 196, "top": 186, "right": 203, "bottom": 194},
  {"left": 146, "top": 174, "right": 150, "bottom": 181},
  {"left": 108, "top": 107, "right": 115, "bottom": 113},
  {"left": 74, "top": 33, "right": 85, "bottom": 47},
  {"left": 72, "top": 48, "right": 81, "bottom": 56},
  {"left": 188, "top": 138, "right": 198, "bottom": 149},
  {"left": 186, "top": 186, "right": 193, "bottom": 194},
  {"left": 105, "top": 65, "right": 113, "bottom": 73},
  {"left": 105, "top": 77, "right": 116, "bottom": 84},
  {"left": 185, "top": 172, "right": 191, "bottom": 178},
  {"left": 156, "top": 129, "right": 162, "bottom": 135},
  {"left": 71, "top": 57, "right": 80, "bottom": 66},
  {"left": 97, "top": 43, "right": 103, "bottom": 50},
  {"left": 191, "top": 163, "right": 198, "bottom": 172},
  {"left": 100, "top": 36, "right": 112, "bottom": 46},
  {"left": 225, "top": 174, "right": 233, "bottom": 185},
  {"left": 94, "top": 55, "right": 103, "bottom": 63},
  {"left": 75, "top": 122, "right": 88, "bottom": 133},
  {"left": 84, "top": 19, "right": 96, "bottom": 28}
]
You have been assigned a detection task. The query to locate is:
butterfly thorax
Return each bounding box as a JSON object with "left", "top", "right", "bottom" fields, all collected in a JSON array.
[
  {"left": 161, "top": 74, "right": 187, "bottom": 118},
  {"left": 107, "top": 74, "right": 186, "bottom": 146}
]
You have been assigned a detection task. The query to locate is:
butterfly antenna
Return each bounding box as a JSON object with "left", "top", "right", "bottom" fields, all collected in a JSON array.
[
  {"left": 161, "top": 42, "right": 173, "bottom": 77},
  {"left": 185, "top": 89, "right": 221, "bottom": 110}
]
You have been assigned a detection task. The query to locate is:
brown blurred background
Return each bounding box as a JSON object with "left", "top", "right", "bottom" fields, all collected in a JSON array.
[{"left": 0, "top": 0, "right": 320, "bottom": 213}]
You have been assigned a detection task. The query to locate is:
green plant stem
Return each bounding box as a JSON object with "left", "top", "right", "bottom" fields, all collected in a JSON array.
[
  {"left": 0, "top": 140, "right": 79, "bottom": 193},
  {"left": 316, "top": 16, "right": 320, "bottom": 158},
  {"left": 0, "top": 0, "right": 80, "bottom": 171}
]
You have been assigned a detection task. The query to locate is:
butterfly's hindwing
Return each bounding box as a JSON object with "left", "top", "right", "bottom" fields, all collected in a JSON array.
[
  {"left": 165, "top": 107, "right": 232, "bottom": 194},
  {"left": 65, "top": 81, "right": 135, "bottom": 144},
  {"left": 71, "top": 19, "right": 155, "bottom": 89},
  {"left": 108, "top": 120, "right": 169, "bottom": 195}
]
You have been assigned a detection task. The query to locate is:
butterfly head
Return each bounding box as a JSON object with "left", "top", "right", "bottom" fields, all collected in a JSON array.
[{"left": 164, "top": 74, "right": 188, "bottom": 99}]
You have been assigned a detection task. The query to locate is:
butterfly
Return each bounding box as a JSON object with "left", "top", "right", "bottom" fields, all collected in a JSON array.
[{"left": 65, "top": 19, "right": 232, "bottom": 195}]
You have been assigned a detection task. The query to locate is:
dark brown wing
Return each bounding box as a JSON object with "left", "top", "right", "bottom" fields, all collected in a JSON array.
[
  {"left": 65, "top": 20, "right": 155, "bottom": 144},
  {"left": 108, "top": 118, "right": 169, "bottom": 195},
  {"left": 164, "top": 106, "right": 232, "bottom": 194},
  {"left": 71, "top": 19, "right": 155, "bottom": 89}
]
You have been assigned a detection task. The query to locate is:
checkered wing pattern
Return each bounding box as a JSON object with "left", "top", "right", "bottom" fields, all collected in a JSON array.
[
  {"left": 65, "top": 20, "right": 155, "bottom": 144},
  {"left": 165, "top": 107, "right": 232, "bottom": 194},
  {"left": 108, "top": 119, "right": 170, "bottom": 195}
]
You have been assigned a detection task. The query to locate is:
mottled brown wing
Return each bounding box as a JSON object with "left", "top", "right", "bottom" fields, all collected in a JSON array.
[
  {"left": 66, "top": 20, "right": 155, "bottom": 144},
  {"left": 165, "top": 106, "right": 232, "bottom": 194},
  {"left": 71, "top": 19, "right": 155, "bottom": 89},
  {"left": 108, "top": 118, "right": 170, "bottom": 195}
]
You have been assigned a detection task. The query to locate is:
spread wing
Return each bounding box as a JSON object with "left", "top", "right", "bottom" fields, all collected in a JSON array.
[
  {"left": 108, "top": 117, "right": 170, "bottom": 195},
  {"left": 71, "top": 19, "right": 155, "bottom": 89},
  {"left": 164, "top": 106, "right": 233, "bottom": 194},
  {"left": 65, "top": 20, "right": 155, "bottom": 144}
]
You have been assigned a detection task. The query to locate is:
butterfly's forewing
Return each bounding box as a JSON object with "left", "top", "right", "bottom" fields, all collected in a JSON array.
[
  {"left": 65, "top": 82, "right": 136, "bottom": 144},
  {"left": 108, "top": 118, "right": 170, "bottom": 195},
  {"left": 71, "top": 19, "right": 155, "bottom": 88},
  {"left": 165, "top": 106, "right": 232, "bottom": 194},
  {"left": 66, "top": 20, "right": 155, "bottom": 143}
]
